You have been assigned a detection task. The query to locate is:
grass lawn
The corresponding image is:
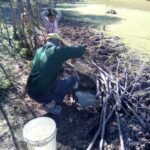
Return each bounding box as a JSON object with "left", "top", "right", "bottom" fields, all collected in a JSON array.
[
  {"left": 58, "top": 1, "right": 150, "bottom": 60},
  {"left": 88, "top": 0, "right": 150, "bottom": 11},
  {"left": 105, "top": 8, "right": 150, "bottom": 60}
]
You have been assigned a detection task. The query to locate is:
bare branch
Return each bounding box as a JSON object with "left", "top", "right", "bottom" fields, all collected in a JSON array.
[
  {"left": 115, "top": 110, "right": 125, "bottom": 150},
  {"left": 99, "top": 92, "right": 112, "bottom": 150},
  {"left": 92, "top": 60, "right": 113, "bottom": 81},
  {"left": 86, "top": 108, "right": 104, "bottom": 150},
  {"left": 105, "top": 104, "right": 117, "bottom": 123},
  {"left": 99, "top": 100, "right": 108, "bottom": 150},
  {"left": 125, "top": 102, "right": 146, "bottom": 128},
  {"left": 127, "top": 63, "right": 145, "bottom": 93},
  {"left": 123, "top": 67, "right": 128, "bottom": 95}
]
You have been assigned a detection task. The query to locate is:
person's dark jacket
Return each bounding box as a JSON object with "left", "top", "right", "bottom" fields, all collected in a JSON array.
[{"left": 27, "top": 42, "right": 85, "bottom": 96}]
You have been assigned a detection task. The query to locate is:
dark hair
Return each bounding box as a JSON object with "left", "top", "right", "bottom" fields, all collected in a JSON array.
[
  {"left": 47, "top": 38, "right": 61, "bottom": 45},
  {"left": 47, "top": 8, "right": 57, "bottom": 17}
]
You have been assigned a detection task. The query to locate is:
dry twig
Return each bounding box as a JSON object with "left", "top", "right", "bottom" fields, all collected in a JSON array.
[
  {"left": 99, "top": 96, "right": 109, "bottom": 150},
  {"left": 125, "top": 102, "right": 146, "bottom": 128},
  {"left": 115, "top": 110, "right": 125, "bottom": 150},
  {"left": 89, "top": 59, "right": 148, "bottom": 149},
  {"left": 86, "top": 108, "right": 104, "bottom": 150}
]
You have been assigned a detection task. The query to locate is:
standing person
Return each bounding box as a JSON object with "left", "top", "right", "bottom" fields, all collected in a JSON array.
[
  {"left": 41, "top": 8, "right": 61, "bottom": 33},
  {"left": 26, "top": 33, "right": 86, "bottom": 115}
]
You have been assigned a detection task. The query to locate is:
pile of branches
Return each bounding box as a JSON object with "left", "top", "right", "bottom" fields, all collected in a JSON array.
[{"left": 86, "top": 59, "right": 150, "bottom": 150}]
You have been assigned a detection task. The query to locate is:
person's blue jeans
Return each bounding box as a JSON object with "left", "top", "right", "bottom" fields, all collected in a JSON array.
[{"left": 28, "top": 76, "right": 77, "bottom": 105}]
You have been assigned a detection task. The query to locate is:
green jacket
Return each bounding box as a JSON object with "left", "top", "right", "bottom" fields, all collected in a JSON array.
[{"left": 27, "top": 43, "right": 85, "bottom": 95}]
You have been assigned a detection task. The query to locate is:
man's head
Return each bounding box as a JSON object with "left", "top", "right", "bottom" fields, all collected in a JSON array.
[
  {"left": 47, "top": 8, "right": 57, "bottom": 22},
  {"left": 46, "top": 33, "right": 65, "bottom": 46}
]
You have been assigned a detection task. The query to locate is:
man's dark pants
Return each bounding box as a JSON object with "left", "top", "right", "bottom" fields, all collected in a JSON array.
[{"left": 28, "top": 76, "right": 77, "bottom": 105}]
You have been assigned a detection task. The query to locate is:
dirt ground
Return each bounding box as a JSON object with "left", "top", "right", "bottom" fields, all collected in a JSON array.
[
  {"left": 0, "top": 18, "right": 150, "bottom": 150},
  {"left": 56, "top": 18, "right": 150, "bottom": 150}
]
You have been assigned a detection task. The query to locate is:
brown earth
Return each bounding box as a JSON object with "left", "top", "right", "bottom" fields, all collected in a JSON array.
[{"left": 0, "top": 18, "right": 150, "bottom": 150}]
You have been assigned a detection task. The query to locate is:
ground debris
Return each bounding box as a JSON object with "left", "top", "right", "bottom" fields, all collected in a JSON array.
[{"left": 0, "top": 18, "right": 150, "bottom": 150}]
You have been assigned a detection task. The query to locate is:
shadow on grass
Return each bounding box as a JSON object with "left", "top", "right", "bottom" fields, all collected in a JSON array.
[
  {"left": 0, "top": 2, "right": 79, "bottom": 23},
  {"left": 56, "top": 4, "right": 79, "bottom": 9},
  {"left": 62, "top": 10, "right": 122, "bottom": 28},
  {"left": 38, "top": 2, "right": 80, "bottom": 8}
]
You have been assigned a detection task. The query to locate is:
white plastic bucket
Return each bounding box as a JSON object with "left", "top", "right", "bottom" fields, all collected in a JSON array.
[{"left": 23, "top": 117, "right": 57, "bottom": 150}]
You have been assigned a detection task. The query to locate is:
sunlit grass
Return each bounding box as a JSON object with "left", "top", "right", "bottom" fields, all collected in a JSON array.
[
  {"left": 88, "top": 0, "right": 150, "bottom": 11},
  {"left": 105, "top": 8, "right": 150, "bottom": 60},
  {"left": 59, "top": 2, "right": 150, "bottom": 60}
]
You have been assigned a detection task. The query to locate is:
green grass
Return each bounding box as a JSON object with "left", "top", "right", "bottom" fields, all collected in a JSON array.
[
  {"left": 59, "top": 2, "right": 150, "bottom": 60},
  {"left": 105, "top": 8, "right": 150, "bottom": 60},
  {"left": 88, "top": 0, "right": 150, "bottom": 11}
]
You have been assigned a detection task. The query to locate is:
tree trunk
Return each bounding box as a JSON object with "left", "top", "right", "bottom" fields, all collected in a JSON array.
[
  {"left": 17, "top": 0, "right": 29, "bottom": 48},
  {"left": 26, "top": 0, "right": 38, "bottom": 49},
  {"left": 9, "top": 0, "right": 18, "bottom": 40},
  {"left": 54, "top": 0, "right": 58, "bottom": 8},
  {"left": 0, "top": 3, "right": 12, "bottom": 46}
]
